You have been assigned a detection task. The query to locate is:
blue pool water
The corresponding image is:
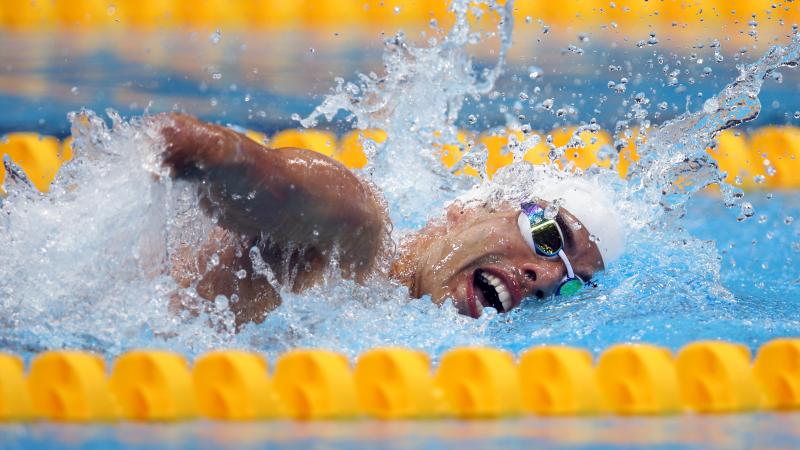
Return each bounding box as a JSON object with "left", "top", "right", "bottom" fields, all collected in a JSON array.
[
  {"left": 2, "top": 28, "right": 800, "bottom": 138},
  {"left": 2, "top": 2, "right": 800, "bottom": 448},
  {"left": 2, "top": 413, "right": 800, "bottom": 449}
]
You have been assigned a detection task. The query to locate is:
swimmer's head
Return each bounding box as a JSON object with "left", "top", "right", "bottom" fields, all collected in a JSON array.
[
  {"left": 391, "top": 176, "right": 622, "bottom": 318},
  {"left": 532, "top": 177, "right": 625, "bottom": 266}
]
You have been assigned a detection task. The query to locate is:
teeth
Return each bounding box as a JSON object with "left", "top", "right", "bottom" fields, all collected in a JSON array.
[
  {"left": 481, "top": 272, "right": 513, "bottom": 312},
  {"left": 497, "top": 287, "right": 512, "bottom": 312}
]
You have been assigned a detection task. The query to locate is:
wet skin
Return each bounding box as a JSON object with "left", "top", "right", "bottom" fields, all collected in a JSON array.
[
  {"left": 159, "top": 113, "right": 604, "bottom": 326},
  {"left": 390, "top": 201, "right": 604, "bottom": 317}
]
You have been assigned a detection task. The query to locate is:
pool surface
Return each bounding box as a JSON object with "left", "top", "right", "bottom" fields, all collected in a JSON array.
[{"left": 3, "top": 413, "right": 800, "bottom": 449}]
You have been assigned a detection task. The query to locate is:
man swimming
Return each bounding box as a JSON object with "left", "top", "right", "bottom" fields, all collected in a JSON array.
[{"left": 160, "top": 113, "right": 624, "bottom": 327}]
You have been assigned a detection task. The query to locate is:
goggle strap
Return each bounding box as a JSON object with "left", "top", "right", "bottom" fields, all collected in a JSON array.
[{"left": 557, "top": 249, "right": 576, "bottom": 279}]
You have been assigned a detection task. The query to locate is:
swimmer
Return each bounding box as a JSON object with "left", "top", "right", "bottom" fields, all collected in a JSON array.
[{"left": 160, "top": 113, "right": 624, "bottom": 327}]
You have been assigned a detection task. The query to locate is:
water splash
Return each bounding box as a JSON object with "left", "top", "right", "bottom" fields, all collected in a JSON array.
[
  {"left": 0, "top": 108, "right": 505, "bottom": 360},
  {"left": 0, "top": 0, "right": 520, "bottom": 361},
  {"left": 1, "top": 9, "right": 799, "bottom": 361},
  {"left": 625, "top": 33, "right": 800, "bottom": 228},
  {"left": 0, "top": 111, "right": 180, "bottom": 356},
  {"left": 301, "top": 0, "right": 514, "bottom": 229}
]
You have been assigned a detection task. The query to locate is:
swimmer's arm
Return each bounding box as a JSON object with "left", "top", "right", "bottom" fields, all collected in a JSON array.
[{"left": 158, "top": 113, "right": 387, "bottom": 279}]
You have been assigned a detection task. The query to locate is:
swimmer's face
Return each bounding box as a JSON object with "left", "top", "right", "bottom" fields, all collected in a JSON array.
[{"left": 398, "top": 202, "right": 604, "bottom": 318}]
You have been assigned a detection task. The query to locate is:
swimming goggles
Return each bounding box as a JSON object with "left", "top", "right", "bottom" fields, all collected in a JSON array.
[{"left": 517, "top": 202, "right": 586, "bottom": 296}]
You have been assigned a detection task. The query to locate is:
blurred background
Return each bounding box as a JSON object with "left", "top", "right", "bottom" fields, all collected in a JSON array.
[{"left": 0, "top": 0, "right": 798, "bottom": 136}]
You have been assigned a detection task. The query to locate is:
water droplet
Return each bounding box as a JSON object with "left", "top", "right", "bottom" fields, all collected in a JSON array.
[
  {"left": 544, "top": 201, "right": 560, "bottom": 219},
  {"left": 758, "top": 214, "right": 768, "bottom": 224},
  {"left": 528, "top": 66, "right": 543, "bottom": 80},
  {"left": 565, "top": 44, "right": 584, "bottom": 55},
  {"left": 519, "top": 92, "right": 529, "bottom": 101},
  {"left": 703, "top": 98, "right": 719, "bottom": 113},
  {"left": 209, "top": 29, "right": 221, "bottom": 44},
  {"left": 740, "top": 202, "right": 755, "bottom": 218},
  {"left": 236, "top": 269, "right": 247, "bottom": 279},
  {"left": 70, "top": 86, "right": 78, "bottom": 95},
  {"left": 212, "top": 73, "right": 222, "bottom": 80},
  {"left": 230, "top": 294, "right": 239, "bottom": 304},
  {"left": 393, "top": 5, "right": 401, "bottom": 14},
  {"left": 785, "top": 216, "right": 795, "bottom": 225},
  {"left": 214, "top": 295, "right": 229, "bottom": 310}
]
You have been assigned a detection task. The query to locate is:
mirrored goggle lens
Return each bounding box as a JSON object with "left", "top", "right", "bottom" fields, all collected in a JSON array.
[
  {"left": 557, "top": 278, "right": 583, "bottom": 296},
  {"left": 531, "top": 220, "right": 563, "bottom": 257}
]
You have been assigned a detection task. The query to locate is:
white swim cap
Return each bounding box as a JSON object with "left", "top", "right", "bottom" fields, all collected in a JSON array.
[{"left": 534, "top": 177, "right": 625, "bottom": 265}]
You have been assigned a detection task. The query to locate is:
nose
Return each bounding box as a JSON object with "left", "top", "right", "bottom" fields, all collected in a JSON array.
[{"left": 519, "top": 261, "right": 564, "bottom": 300}]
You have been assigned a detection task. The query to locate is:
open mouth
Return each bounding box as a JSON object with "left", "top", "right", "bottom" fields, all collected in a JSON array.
[{"left": 472, "top": 269, "right": 513, "bottom": 314}]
